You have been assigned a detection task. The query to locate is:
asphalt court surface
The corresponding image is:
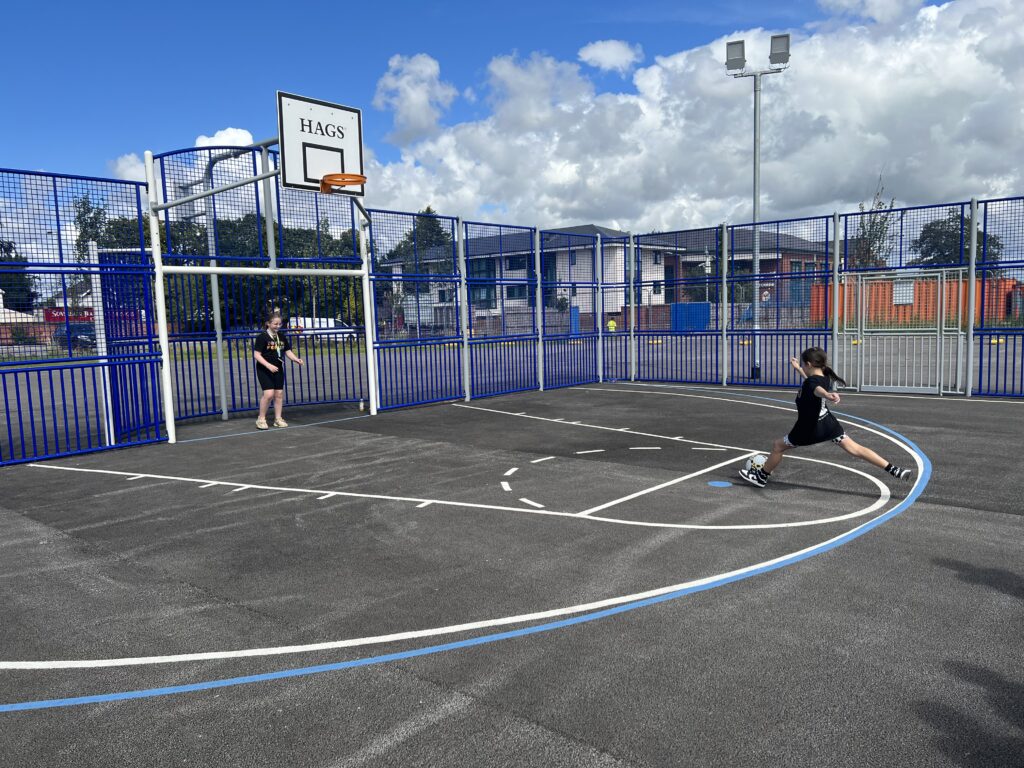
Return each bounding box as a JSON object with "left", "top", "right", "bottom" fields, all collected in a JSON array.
[{"left": 1, "top": 383, "right": 1022, "bottom": 767}]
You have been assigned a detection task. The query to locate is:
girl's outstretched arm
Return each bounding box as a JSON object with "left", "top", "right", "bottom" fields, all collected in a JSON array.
[{"left": 790, "top": 356, "right": 806, "bottom": 379}]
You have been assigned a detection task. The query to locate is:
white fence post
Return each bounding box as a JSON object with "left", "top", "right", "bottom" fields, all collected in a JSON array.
[{"left": 457, "top": 218, "right": 471, "bottom": 401}]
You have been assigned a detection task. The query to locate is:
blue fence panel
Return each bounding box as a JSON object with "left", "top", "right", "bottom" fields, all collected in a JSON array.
[{"left": 539, "top": 230, "right": 598, "bottom": 387}]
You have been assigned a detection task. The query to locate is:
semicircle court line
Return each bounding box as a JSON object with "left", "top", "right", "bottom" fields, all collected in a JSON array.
[
  {"left": 0, "top": 394, "right": 930, "bottom": 712},
  {"left": 6, "top": 392, "right": 907, "bottom": 673}
]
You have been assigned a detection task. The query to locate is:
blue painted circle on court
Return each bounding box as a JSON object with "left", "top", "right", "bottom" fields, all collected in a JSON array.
[{"left": 708, "top": 481, "right": 733, "bottom": 488}]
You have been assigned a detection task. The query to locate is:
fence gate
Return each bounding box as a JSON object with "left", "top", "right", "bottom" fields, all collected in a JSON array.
[{"left": 839, "top": 269, "right": 967, "bottom": 394}]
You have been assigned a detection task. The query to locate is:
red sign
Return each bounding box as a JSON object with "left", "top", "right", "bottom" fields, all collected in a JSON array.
[{"left": 44, "top": 307, "right": 95, "bottom": 323}]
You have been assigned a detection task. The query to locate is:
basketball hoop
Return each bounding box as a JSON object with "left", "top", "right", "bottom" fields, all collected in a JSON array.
[{"left": 320, "top": 173, "right": 367, "bottom": 194}]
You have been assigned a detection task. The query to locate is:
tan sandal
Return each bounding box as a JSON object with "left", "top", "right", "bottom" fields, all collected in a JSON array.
[
  {"left": 273, "top": 418, "right": 288, "bottom": 428},
  {"left": 255, "top": 418, "right": 269, "bottom": 430}
]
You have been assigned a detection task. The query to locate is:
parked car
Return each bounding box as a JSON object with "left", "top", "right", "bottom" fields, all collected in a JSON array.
[
  {"left": 289, "top": 317, "right": 358, "bottom": 336},
  {"left": 51, "top": 323, "right": 96, "bottom": 351}
]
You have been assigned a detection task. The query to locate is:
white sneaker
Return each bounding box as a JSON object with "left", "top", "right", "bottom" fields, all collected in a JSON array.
[{"left": 739, "top": 468, "right": 767, "bottom": 488}]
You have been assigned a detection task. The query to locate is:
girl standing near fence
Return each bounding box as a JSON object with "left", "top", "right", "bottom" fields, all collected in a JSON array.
[
  {"left": 739, "top": 347, "right": 913, "bottom": 488},
  {"left": 253, "top": 312, "right": 303, "bottom": 430}
]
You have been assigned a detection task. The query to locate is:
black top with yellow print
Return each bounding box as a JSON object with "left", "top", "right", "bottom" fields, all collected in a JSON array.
[{"left": 253, "top": 330, "right": 291, "bottom": 367}]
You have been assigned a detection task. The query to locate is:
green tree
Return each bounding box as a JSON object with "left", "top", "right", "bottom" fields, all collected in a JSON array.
[
  {"left": 0, "top": 223, "right": 38, "bottom": 313},
  {"left": 909, "top": 207, "right": 1003, "bottom": 268},
  {"left": 849, "top": 176, "right": 896, "bottom": 269}
]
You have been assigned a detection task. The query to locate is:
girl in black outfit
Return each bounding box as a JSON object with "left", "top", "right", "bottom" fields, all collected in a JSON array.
[
  {"left": 253, "top": 312, "right": 303, "bottom": 430},
  {"left": 739, "top": 347, "right": 912, "bottom": 487}
]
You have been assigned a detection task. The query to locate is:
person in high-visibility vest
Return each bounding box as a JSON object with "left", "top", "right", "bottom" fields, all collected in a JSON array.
[{"left": 607, "top": 318, "right": 617, "bottom": 333}]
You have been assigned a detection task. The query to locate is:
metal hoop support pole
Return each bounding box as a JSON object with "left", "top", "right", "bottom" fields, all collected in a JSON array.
[
  {"left": 357, "top": 216, "right": 379, "bottom": 416},
  {"left": 144, "top": 150, "right": 177, "bottom": 444}
]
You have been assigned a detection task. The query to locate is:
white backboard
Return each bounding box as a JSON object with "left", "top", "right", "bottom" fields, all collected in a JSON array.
[{"left": 277, "top": 91, "right": 364, "bottom": 195}]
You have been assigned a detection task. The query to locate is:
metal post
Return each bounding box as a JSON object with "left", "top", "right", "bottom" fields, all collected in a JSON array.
[
  {"left": 144, "top": 150, "right": 177, "bottom": 444},
  {"left": 202, "top": 175, "right": 229, "bottom": 422},
  {"left": 751, "top": 72, "right": 762, "bottom": 381},
  {"left": 261, "top": 147, "right": 278, "bottom": 269},
  {"left": 534, "top": 228, "right": 544, "bottom": 390},
  {"left": 457, "top": 219, "right": 471, "bottom": 401},
  {"left": 832, "top": 212, "right": 840, "bottom": 368},
  {"left": 596, "top": 235, "right": 604, "bottom": 383},
  {"left": 966, "top": 197, "right": 978, "bottom": 398},
  {"left": 87, "top": 241, "right": 115, "bottom": 446},
  {"left": 358, "top": 221, "right": 380, "bottom": 415},
  {"left": 628, "top": 233, "right": 637, "bottom": 381},
  {"left": 721, "top": 223, "right": 729, "bottom": 387}
]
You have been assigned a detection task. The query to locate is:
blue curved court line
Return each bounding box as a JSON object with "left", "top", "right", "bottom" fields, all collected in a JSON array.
[
  {"left": 0, "top": 411, "right": 931, "bottom": 713},
  {"left": 708, "top": 481, "right": 733, "bottom": 488}
]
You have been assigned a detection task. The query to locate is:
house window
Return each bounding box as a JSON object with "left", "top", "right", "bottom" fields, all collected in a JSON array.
[
  {"left": 468, "top": 257, "right": 495, "bottom": 279},
  {"left": 505, "top": 255, "right": 527, "bottom": 271},
  {"left": 569, "top": 251, "right": 577, "bottom": 267},
  {"left": 653, "top": 281, "right": 662, "bottom": 295},
  {"left": 506, "top": 285, "right": 529, "bottom": 300},
  {"left": 571, "top": 285, "right": 578, "bottom": 297},
  {"left": 470, "top": 285, "right": 496, "bottom": 309},
  {"left": 437, "top": 289, "right": 452, "bottom": 303},
  {"left": 653, "top": 252, "right": 661, "bottom": 265}
]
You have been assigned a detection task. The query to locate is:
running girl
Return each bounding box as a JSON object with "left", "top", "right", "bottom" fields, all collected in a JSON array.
[{"left": 739, "top": 347, "right": 912, "bottom": 487}]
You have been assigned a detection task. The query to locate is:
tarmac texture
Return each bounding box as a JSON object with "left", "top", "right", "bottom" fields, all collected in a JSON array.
[{"left": 1, "top": 383, "right": 1021, "bottom": 767}]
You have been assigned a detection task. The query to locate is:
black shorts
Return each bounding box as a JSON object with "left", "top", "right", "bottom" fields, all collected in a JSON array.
[
  {"left": 785, "top": 413, "right": 845, "bottom": 447},
  {"left": 256, "top": 365, "right": 285, "bottom": 391}
]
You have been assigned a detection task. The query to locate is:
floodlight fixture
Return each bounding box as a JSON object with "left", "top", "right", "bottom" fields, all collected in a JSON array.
[
  {"left": 725, "top": 40, "right": 746, "bottom": 71},
  {"left": 769, "top": 34, "right": 790, "bottom": 66}
]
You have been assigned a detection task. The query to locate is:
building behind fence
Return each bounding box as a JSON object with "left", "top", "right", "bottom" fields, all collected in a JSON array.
[{"left": 2, "top": 154, "right": 1022, "bottom": 466}]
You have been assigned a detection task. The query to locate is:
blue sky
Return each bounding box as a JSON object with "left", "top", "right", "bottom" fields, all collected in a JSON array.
[
  {"left": 4, "top": 0, "right": 830, "bottom": 175},
  {"left": 3, "top": 0, "right": 1018, "bottom": 231}
]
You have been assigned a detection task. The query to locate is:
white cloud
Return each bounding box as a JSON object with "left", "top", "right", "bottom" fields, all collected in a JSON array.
[
  {"left": 109, "top": 153, "right": 146, "bottom": 182},
  {"left": 373, "top": 53, "right": 458, "bottom": 145},
  {"left": 360, "top": 0, "right": 1023, "bottom": 233},
  {"left": 579, "top": 40, "right": 644, "bottom": 75},
  {"left": 817, "top": 0, "right": 924, "bottom": 24},
  {"left": 195, "top": 127, "right": 254, "bottom": 148}
]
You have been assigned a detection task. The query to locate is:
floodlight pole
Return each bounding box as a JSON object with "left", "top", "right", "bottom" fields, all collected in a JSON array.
[{"left": 728, "top": 36, "right": 789, "bottom": 380}]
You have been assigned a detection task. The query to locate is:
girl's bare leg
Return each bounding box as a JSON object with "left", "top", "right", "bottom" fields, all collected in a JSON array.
[
  {"left": 258, "top": 390, "right": 274, "bottom": 421},
  {"left": 273, "top": 390, "right": 284, "bottom": 421},
  {"left": 837, "top": 436, "right": 888, "bottom": 469},
  {"left": 762, "top": 437, "right": 792, "bottom": 474}
]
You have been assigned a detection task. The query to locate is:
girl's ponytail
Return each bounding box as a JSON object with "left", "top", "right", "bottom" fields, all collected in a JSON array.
[
  {"left": 800, "top": 347, "right": 847, "bottom": 388},
  {"left": 822, "top": 365, "right": 847, "bottom": 388}
]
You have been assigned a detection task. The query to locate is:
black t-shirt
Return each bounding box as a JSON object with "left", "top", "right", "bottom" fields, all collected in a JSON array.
[
  {"left": 254, "top": 330, "right": 291, "bottom": 367},
  {"left": 788, "top": 374, "right": 844, "bottom": 445}
]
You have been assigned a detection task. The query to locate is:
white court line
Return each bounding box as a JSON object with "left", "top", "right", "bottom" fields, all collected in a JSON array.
[
  {"left": 576, "top": 453, "right": 757, "bottom": 517},
  {"left": 229, "top": 486, "right": 249, "bottom": 494},
  {"left": 416, "top": 502, "right": 432, "bottom": 509},
  {"left": 501, "top": 482, "right": 512, "bottom": 492},
  {"left": 26, "top": 465, "right": 560, "bottom": 517},
  {"left": 531, "top": 456, "right": 556, "bottom": 463},
  {"left": 504, "top": 468, "right": 519, "bottom": 477},
  {"left": 692, "top": 447, "right": 727, "bottom": 452},
  {"left": 519, "top": 498, "right": 545, "bottom": 509},
  {"left": 7, "top": 392, "right": 919, "bottom": 670},
  {"left": 629, "top": 447, "right": 661, "bottom": 451},
  {"left": 199, "top": 483, "right": 219, "bottom": 489},
  {"left": 127, "top": 475, "right": 145, "bottom": 481},
  {"left": 576, "top": 449, "right": 605, "bottom": 455},
  {"left": 317, "top": 493, "right": 336, "bottom": 501}
]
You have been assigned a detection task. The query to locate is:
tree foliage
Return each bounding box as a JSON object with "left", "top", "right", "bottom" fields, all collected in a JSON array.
[
  {"left": 70, "top": 195, "right": 363, "bottom": 331},
  {"left": 909, "top": 207, "right": 1003, "bottom": 268},
  {"left": 850, "top": 177, "right": 896, "bottom": 269},
  {"left": 0, "top": 221, "right": 37, "bottom": 313}
]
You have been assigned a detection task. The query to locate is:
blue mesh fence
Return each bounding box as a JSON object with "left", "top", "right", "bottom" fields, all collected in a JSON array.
[
  {"left": 0, "top": 169, "right": 162, "bottom": 465},
  {"left": 464, "top": 221, "right": 538, "bottom": 397}
]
